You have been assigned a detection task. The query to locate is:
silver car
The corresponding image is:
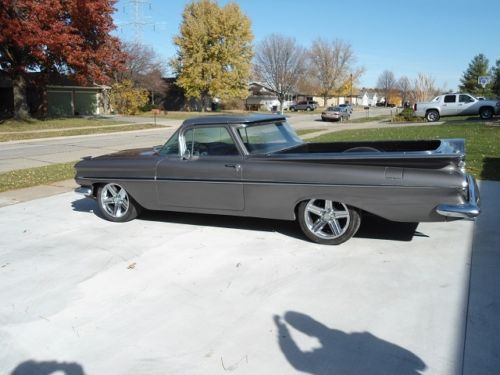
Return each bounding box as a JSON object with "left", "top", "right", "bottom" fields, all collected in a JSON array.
[{"left": 321, "top": 106, "right": 350, "bottom": 122}]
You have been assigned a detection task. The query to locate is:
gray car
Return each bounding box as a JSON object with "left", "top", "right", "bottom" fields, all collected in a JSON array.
[
  {"left": 75, "top": 114, "right": 480, "bottom": 245},
  {"left": 321, "top": 106, "right": 350, "bottom": 122}
]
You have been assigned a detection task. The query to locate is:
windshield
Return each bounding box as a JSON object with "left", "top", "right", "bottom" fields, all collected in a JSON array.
[{"left": 236, "top": 121, "right": 303, "bottom": 154}]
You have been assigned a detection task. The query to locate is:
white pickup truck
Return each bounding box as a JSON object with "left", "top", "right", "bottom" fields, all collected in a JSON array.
[{"left": 413, "top": 93, "right": 500, "bottom": 122}]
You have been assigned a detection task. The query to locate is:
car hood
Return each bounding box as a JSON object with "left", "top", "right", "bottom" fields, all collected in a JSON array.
[{"left": 92, "top": 147, "right": 158, "bottom": 159}]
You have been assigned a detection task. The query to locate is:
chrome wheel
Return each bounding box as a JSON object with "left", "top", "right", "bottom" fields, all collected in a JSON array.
[
  {"left": 100, "top": 183, "right": 130, "bottom": 218},
  {"left": 426, "top": 110, "right": 439, "bottom": 122},
  {"left": 304, "top": 199, "right": 350, "bottom": 240}
]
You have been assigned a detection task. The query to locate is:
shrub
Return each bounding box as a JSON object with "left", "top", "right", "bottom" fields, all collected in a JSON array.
[{"left": 110, "top": 80, "right": 149, "bottom": 115}]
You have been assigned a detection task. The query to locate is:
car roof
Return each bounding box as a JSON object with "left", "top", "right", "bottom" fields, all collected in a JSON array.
[{"left": 181, "top": 114, "right": 286, "bottom": 127}]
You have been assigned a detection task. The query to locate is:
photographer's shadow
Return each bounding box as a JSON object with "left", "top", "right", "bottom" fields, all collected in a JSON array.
[{"left": 274, "top": 311, "right": 426, "bottom": 375}]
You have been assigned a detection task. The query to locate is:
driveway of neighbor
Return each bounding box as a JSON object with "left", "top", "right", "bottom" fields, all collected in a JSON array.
[{"left": 0, "top": 182, "right": 498, "bottom": 374}]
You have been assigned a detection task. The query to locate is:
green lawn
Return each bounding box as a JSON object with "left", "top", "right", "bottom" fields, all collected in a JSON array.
[
  {"left": 0, "top": 162, "right": 77, "bottom": 192},
  {"left": 349, "top": 115, "right": 391, "bottom": 123},
  {"left": 309, "top": 122, "right": 500, "bottom": 180},
  {"left": 0, "top": 118, "right": 126, "bottom": 132},
  {"left": 0, "top": 123, "right": 161, "bottom": 142},
  {"left": 296, "top": 128, "right": 325, "bottom": 136}
]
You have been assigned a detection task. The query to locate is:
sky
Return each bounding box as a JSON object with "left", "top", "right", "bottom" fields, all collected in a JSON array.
[{"left": 113, "top": 0, "right": 500, "bottom": 91}]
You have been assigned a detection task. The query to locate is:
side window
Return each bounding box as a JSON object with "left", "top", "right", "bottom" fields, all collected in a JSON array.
[
  {"left": 459, "top": 94, "right": 474, "bottom": 103},
  {"left": 444, "top": 95, "right": 456, "bottom": 103},
  {"left": 191, "top": 127, "right": 239, "bottom": 157}
]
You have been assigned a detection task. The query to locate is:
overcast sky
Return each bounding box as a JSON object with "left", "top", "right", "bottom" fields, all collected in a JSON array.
[{"left": 113, "top": 0, "right": 500, "bottom": 91}]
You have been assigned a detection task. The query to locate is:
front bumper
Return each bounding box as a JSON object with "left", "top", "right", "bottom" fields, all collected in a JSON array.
[{"left": 436, "top": 175, "right": 481, "bottom": 219}]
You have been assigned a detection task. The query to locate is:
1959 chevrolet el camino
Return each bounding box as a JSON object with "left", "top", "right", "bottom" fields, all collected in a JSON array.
[{"left": 75, "top": 114, "right": 480, "bottom": 245}]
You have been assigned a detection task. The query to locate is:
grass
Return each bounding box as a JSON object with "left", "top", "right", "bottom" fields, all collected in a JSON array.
[
  {"left": 309, "top": 122, "right": 500, "bottom": 180},
  {"left": 0, "top": 123, "right": 161, "bottom": 142},
  {"left": 0, "top": 118, "right": 126, "bottom": 132},
  {"left": 0, "top": 162, "right": 77, "bottom": 193},
  {"left": 349, "top": 115, "right": 390, "bottom": 123},
  {"left": 296, "top": 128, "right": 325, "bottom": 136}
]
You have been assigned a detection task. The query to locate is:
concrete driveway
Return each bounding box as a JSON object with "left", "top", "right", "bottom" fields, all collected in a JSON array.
[{"left": 1, "top": 182, "right": 498, "bottom": 374}]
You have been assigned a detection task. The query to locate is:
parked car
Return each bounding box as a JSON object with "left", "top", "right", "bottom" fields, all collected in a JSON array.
[
  {"left": 413, "top": 93, "right": 500, "bottom": 122},
  {"left": 75, "top": 114, "right": 480, "bottom": 245},
  {"left": 339, "top": 103, "right": 353, "bottom": 114},
  {"left": 290, "top": 101, "right": 318, "bottom": 111},
  {"left": 321, "top": 106, "right": 350, "bottom": 122}
]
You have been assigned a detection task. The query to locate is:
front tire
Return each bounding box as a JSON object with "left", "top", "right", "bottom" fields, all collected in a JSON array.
[
  {"left": 297, "top": 199, "right": 361, "bottom": 245},
  {"left": 426, "top": 109, "right": 440, "bottom": 122},
  {"left": 97, "top": 183, "right": 141, "bottom": 222},
  {"left": 479, "top": 107, "right": 494, "bottom": 120}
]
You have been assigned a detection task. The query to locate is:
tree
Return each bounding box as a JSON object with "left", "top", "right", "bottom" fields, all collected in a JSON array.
[
  {"left": 398, "top": 76, "right": 411, "bottom": 106},
  {"left": 119, "top": 42, "right": 168, "bottom": 105},
  {"left": 307, "top": 38, "right": 361, "bottom": 106},
  {"left": 254, "top": 34, "right": 306, "bottom": 112},
  {"left": 459, "top": 53, "right": 491, "bottom": 96},
  {"left": 376, "top": 71, "right": 397, "bottom": 106},
  {"left": 0, "top": 0, "right": 125, "bottom": 119},
  {"left": 172, "top": 0, "right": 253, "bottom": 111},
  {"left": 491, "top": 59, "right": 500, "bottom": 98},
  {"left": 110, "top": 80, "right": 149, "bottom": 115},
  {"left": 412, "top": 73, "right": 437, "bottom": 102}
]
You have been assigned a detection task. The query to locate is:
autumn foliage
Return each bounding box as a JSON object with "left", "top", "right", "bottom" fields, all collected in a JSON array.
[
  {"left": 0, "top": 0, "right": 125, "bottom": 118},
  {"left": 110, "top": 80, "right": 149, "bottom": 115}
]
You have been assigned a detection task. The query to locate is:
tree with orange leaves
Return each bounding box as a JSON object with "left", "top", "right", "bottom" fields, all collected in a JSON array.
[{"left": 0, "top": 0, "right": 125, "bottom": 119}]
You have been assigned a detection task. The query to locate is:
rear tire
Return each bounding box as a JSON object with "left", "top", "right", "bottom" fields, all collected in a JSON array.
[
  {"left": 426, "top": 110, "right": 440, "bottom": 122},
  {"left": 297, "top": 199, "right": 361, "bottom": 245},
  {"left": 479, "top": 107, "right": 494, "bottom": 120},
  {"left": 97, "top": 183, "right": 141, "bottom": 222}
]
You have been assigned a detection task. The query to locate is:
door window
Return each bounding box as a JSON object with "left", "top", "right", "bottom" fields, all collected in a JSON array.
[
  {"left": 459, "top": 94, "right": 474, "bottom": 103},
  {"left": 184, "top": 127, "right": 239, "bottom": 157},
  {"left": 444, "top": 95, "right": 456, "bottom": 103}
]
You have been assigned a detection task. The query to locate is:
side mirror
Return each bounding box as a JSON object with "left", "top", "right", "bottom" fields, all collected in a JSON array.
[{"left": 182, "top": 149, "right": 191, "bottom": 160}]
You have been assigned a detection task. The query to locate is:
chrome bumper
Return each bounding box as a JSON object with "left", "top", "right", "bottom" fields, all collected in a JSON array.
[
  {"left": 436, "top": 175, "right": 481, "bottom": 220},
  {"left": 75, "top": 186, "right": 93, "bottom": 198}
]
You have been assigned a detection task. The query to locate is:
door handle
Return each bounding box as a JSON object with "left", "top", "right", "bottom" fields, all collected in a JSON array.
[{"left": 225, "top": 163, "right": 241, "bottom": 172}]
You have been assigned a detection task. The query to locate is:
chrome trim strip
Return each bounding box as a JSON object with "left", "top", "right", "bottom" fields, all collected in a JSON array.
[
  {"left": 436, "top": 175, "right": 481, "bottom": 220},
  {"left": 75, "top": 186, "right": 93, "bottom": 197}
]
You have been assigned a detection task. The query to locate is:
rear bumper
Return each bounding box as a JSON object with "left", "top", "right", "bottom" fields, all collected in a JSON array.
[
  {"left": 436, "top": 175, "right": 480, "bottom": 219},
  {"left": 75, "top": 185, "right": 93, "bottom": 198}
]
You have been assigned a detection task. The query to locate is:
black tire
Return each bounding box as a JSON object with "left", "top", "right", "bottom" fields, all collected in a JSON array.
[
  {"left": 297, "top": 199, "right": 361, "bottom": 245},
  {"left": 426, "top": 110, "right": 440, "bottom": 122},
  {"left": 97, "top": 183, "right": 141, "bottom": 222},
  {"left": 479, "top": 107, "right": 494, "bottom": 120}
]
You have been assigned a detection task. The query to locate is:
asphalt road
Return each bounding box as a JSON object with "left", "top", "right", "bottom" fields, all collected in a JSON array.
[{"left": 0, "top": 181, "right": 498, "bottom": 374}]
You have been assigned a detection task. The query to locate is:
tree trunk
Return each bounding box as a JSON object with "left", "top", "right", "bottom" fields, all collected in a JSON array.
[
  {"left": 323, "top": 93, "right": 328, "bottom": 108},
  {"left": 13, "top": 72, "right": 30, "bottom": 120}
]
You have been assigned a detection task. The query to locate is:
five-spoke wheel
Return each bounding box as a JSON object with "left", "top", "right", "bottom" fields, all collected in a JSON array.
[
  {"left": 298, "top": 199, "right": 361, "bottom": 245},
  {"left": 97, "top": 183, "right": 141, "bottom": 222}
]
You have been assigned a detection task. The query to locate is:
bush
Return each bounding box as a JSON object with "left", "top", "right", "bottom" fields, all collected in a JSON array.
[
  {"left": 393, "top": 108, "right": 421, "bottom": 122},
  {"left": 110, "top": 80, "right": 149, "bottom": 115},
  {"left": 220, "top": 98, "right": 245, "bottom": 111}
]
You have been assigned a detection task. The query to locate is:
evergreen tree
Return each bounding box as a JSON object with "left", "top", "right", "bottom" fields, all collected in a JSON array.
[
  {"left": 491, "top": 59, "right": 500, "bottom": 98},
  {"left": 172, "top": 0, "right": 253, "bottom": 111},
  {"left": 459, "top": 54, "right": 492, "bottom": 96}
]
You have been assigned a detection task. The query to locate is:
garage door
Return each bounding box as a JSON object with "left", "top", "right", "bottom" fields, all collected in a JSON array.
[
  {"left": 48, "top": 91, "right": 72, "bottom": 117},
  {"left": 75, "top": 91, "right": 97, "bottom": 115}
]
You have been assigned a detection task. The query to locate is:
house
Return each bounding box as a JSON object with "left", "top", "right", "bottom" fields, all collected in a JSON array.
[
  {"left": 246, "top": 82, "right": 295, "bottom": 111},
  {"left": 0, "top": 72, "right": 111, "bottom": 117}
]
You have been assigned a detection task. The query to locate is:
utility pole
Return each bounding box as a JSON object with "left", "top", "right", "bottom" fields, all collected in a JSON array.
[
  {"left": 350, "top": 73, "right": 353, "bottom": 104},
  {"left": 119, "top": 0, "right": 165, "bottom": 43}
]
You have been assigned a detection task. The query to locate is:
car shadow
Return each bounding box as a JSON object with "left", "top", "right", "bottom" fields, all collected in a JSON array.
[
  {"left": 71, "top": 198, "right": 421, "bottom": 243},
  {"left": 274, "top": 311, "right": 426, "bottom": 374},
  {"left": 10, "top": 360, "right": 85, "bottom": 375}
]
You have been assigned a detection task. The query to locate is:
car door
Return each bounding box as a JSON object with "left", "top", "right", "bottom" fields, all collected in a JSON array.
[
  {"left": 156, "top": 125, "right": 244, "bottom": 211},
  {"left": 441, "top": 94, "right": 459, "bottom": 115},
  {"left": 458, "top": 94, "right": 477, "bottom": 115}
]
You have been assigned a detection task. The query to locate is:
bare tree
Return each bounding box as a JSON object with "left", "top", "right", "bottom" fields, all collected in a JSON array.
[
  {"left": 308, "top": 38, "right": 361, "bottom": 106},
  {"left": 118, "top": 42, "right": 168, "bottom": 104},
  {"left": 412, "top": 73, "right": 437, "bottom": 102},
  {"left": 254, "top": 34, "right": 306, "bottom": 112},
  {"left": 377, "top": 70, "right": 397, "bottom": 106},
  {"left": 398, "top": 76, "right": 411, "bottom": 106}
]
